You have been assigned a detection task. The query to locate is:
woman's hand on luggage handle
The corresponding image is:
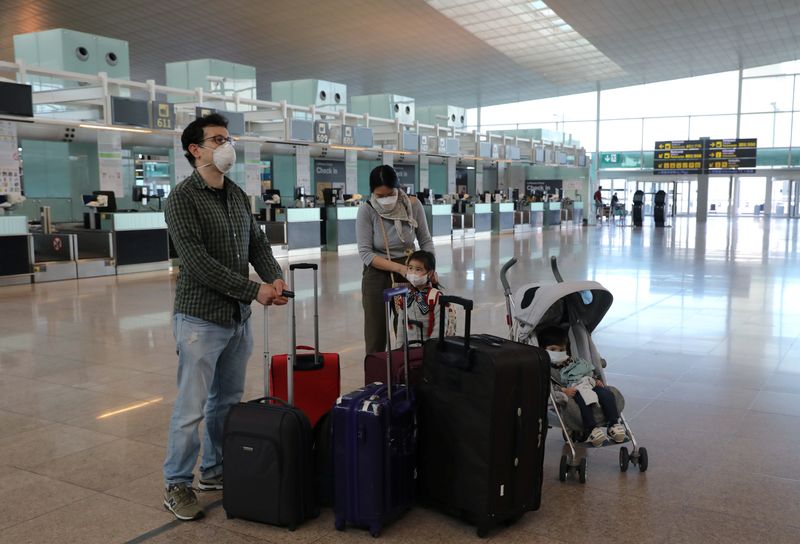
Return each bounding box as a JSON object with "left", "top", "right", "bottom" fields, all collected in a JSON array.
[
  {"left": 595, "top": 378, "right": 604, "bottom": 387},
  {"left": 563, "top": 387, "right": 577, "bottom": 398}
]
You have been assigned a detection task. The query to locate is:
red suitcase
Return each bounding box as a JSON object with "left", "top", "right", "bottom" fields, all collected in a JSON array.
[
  {"left": 269, "top": 263, "right": 340, "bottom": 428},
  {"left": 364, "top": 319, "right": 424, "bottom": 386}
]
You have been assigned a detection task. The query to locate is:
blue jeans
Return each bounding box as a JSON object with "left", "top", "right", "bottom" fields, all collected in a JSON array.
[
  {"left": 163, "top": 313, "right": 253, "bottom": 486},
  {"left": 575, "top": 386, "right": 620, "bottom": 435}
]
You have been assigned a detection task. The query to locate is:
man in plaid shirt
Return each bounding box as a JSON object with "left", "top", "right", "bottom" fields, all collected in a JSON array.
[{"left": 162, "top": 113, "right": 287, "bottom": 521}]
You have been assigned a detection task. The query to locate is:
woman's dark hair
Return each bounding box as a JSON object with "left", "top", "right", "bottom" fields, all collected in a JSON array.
[
  {"left": 537, "top": 326, "right": 568, "bottom": 348},
  {"left": 407, "top": 250, "right": 436, "bottom": 271},
  {"left": 369, "top": 165, "right": 400, "bottom": 192},
  {"left": 181, "top": 113, "right": 229, "bottom": 166}
]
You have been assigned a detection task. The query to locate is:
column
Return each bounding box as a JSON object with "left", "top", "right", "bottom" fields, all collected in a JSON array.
[
  {"left": 345, "top": 149, "right": 358, "bottom": 194},
  {"left": 419, "top": 154, "right": 429, "bottom": 191},
  {"left": 764, "top": 175, "right": 773, "bottom": 216},
  {"left": 696, "top": 174, "right": 709, "bottom": 223},
  {"left": 446, "top": 157, "right": 457, "bottom": 194}
]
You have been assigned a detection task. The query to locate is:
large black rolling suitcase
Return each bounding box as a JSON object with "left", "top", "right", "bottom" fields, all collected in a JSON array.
[
  {"left": 417, "top": 296, "right": 550, "bottom": 538},
  {"left": 222, "top": 290, "right": 319, "bottom": 529}
]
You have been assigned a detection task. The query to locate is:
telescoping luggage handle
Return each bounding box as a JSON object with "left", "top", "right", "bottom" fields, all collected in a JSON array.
[
  {"left": 262, "top": 261, "right": 319, "bottom": 406},
  {"left": 383, "top": 286, "right": 412, "bottom": 401},
  {"left": 263, "top": 289, "right": 295, "bottom": 404}
]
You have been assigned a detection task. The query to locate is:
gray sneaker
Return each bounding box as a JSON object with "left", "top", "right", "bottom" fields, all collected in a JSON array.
[
  {"left": 197, "top": 474, "right": 223, "bottom": 491},
  {"left": 163, "top": 483, "right": 203, "bottom": 521}
]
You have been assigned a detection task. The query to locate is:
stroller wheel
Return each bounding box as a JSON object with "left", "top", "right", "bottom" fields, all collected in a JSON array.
[
  {"left": 619, "top": 447, "right": 630, "bottom": 472},
  {"left": 559, "top": 455, "right": 568, "bottom": 482},
  {"left": 638, "top": 447, "right": 649, "bottom": 472},
  {"left": 578, "top": 458, "right": 587, "bottom": 484}
]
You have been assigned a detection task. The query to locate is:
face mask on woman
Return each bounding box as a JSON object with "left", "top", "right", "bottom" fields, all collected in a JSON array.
[{"left": 376, "top": 193, "right": 398, "bottom": 210}]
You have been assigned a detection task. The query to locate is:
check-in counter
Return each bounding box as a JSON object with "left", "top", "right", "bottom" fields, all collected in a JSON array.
[
  {"left": 54, "top": 226, "right": 117, "bottom": 278},
  {"left": 74, "top": 230, "right": 115, "bottom": 277},
  {"left": 545, "top": 201, "right": 561, "bottom": 228},
  {"left": 572, "top": 201, "right": 584, "bottom": 224},
  {"left": 529, "top": 202, "right": 545, "bottom": 229},
  {"left": 32, "top": 233, "right": 78, "bottom": 282},
  {"left": 0, "top": 216, "right": 32, "bottom": 286},
  {"left": 514, "top": 209, "right": 531, "bottom": 233},
  {"left": 324, "top": 206, "right": 358, "bottom": 252},
  {"left": 467, "top": 203, "right": 492, "bottom": 237},
  {"left": 109, "top": 213, "right": 170, "bottom": 274},
  {"left": 425, "top": 204, "right": 452, "bottom": 240},
  {"left": 491, "top": 202, "right": 514, "bottom": 233},
  {"left": 276, "top": 208, "right": 321, "bottom": 255}
]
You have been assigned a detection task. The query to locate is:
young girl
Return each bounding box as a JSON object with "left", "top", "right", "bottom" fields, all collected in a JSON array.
[{"left": 395, "top": 250, "right": 455, "bottom": 345}]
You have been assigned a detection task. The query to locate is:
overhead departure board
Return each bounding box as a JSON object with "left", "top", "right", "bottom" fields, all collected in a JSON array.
[
  {"left": 654, "top": 140, "right": 704, "bottom": 174},
  {"left": 705, "top": 138, "right": 757, "bottom": 174},
  {"left": 654, "top": 138, "right": 757, "bottom": 175}
]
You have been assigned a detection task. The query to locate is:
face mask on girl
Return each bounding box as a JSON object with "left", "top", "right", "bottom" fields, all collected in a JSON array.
[
  {"left": 405, "top": 272, "right": 428, "bottom": 287},
  {"left": 198, "top": 141, "right": 236, "bottom": 174}
]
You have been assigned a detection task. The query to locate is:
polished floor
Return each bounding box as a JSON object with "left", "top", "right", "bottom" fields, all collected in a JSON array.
[{"left": 1, "top": 216, "right": 799, "bottom": 543}]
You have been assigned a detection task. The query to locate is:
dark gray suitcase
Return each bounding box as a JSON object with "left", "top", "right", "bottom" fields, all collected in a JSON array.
[
  {"left": 222, "top": 288, "right": 318, "bottom": 529},
  {"left": 417, "top": 296, "right": 550, "bottom": 538}
]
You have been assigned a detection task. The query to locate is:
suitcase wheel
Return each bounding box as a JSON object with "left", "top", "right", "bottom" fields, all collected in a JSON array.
[
  {"left": 476, "top": 526, "right": 490, "bottom": 538},
  {"left": 226, "top": 512, "right": 234, "bottom": 519},
  {"left": 288, "top": 524, "right": 296, "bottom": 532},
  {"left": 369, "top": 524, "right": 381, "bottom": 538},
  {"left": 334, "top": 517, "right": 345, "bottom": 532}
]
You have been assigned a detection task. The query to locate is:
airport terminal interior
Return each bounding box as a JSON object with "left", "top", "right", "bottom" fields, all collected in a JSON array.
[{"left": 1, "top": 1, "right": 800, "bottom": 542}]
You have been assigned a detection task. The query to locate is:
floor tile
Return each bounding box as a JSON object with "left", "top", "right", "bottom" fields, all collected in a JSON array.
[
  {"left": 0, "top": 467, "right": 97, "bottom": 530},
  {"left": 28, "top": 438, "right": 165, "bottom": 492},
  {"left": 0, "top": 493, "right": 174, "bottom": 544},
  {"left": 0, "top": 423, "right": 117, "bottom": 469}
]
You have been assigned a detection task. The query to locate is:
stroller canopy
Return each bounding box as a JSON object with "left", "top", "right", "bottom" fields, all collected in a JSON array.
[{"left": 512, "top": 281, "right": 613, "bottom": 334}]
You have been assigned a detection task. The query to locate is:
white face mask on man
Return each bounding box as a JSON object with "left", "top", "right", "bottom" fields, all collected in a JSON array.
[{"left": 198, "top": 142, "right": 236, "bottom": 174}]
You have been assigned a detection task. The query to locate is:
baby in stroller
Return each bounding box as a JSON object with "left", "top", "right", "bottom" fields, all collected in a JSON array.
[
  {"left": 501, "top": 256, "right": 648, "bottom": 480},
  {"left": 538, "top": 326, "right": 626, "bottom": 447}
]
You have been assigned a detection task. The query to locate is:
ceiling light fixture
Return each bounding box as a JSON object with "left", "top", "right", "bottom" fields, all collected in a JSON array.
[
  {"left": 79, "top": 124, "right": 153, "bottom": 134},
  {"left": 426, "top": 0, "right": 624, "bottom": 85}
]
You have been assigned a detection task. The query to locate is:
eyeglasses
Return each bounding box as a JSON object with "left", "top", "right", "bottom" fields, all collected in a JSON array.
[{"left": 201, "top": 135, "right": 233, "bottom": 146}]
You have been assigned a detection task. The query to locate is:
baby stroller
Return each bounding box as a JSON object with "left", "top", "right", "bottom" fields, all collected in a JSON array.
[{"left": 500, "top": 256, "right": 648, "bottom": 483}]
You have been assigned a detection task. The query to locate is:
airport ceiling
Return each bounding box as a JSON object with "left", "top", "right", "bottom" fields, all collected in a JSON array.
[{"left": 1, "top": 0, "right": 799, "bottom": 109}]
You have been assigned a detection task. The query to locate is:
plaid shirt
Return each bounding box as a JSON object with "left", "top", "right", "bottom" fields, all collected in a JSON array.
[{"left": 165, "top": 170, "right": 283, "bottom": 325}]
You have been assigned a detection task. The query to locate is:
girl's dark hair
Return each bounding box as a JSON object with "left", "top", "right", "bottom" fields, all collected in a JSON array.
[
  {"left": 537, "top": 326, "right": 568, "bottom": 348},
  {"left": 369, "top": 165, "right": 400, "bottom": 192},
  {"left": 407, "top": 250, "right": 436, "bottom": 271},
  {"left": 181, "top": 113, "right": 229, "bottom": 166}
]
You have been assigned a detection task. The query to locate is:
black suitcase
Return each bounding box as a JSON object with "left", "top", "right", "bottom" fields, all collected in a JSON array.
[
  {"left": 417, "top": 296, "right": 550, "bottom": 538},
  {"left": 222, "top": 291, "right": 318, "bottom": 529}
]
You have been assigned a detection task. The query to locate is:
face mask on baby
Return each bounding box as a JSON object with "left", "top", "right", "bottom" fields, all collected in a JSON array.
[
  {"left": 405, "top": 272, "right": 428, "bottom": 287},
  {"left": 376, "top": 194, "right": 398, "bottom": 210},
  {"left": 547, "top": 349, "right": 569, "bottom": 365}
]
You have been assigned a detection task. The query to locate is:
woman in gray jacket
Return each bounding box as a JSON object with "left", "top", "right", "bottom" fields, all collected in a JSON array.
[{"left": 357, "top": 165, "right": 435, "bottom": 354}]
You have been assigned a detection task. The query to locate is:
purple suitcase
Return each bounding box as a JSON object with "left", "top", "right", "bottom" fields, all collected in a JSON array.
[{"left": 332, "top": 286, "right": 417, "bottom": 538}]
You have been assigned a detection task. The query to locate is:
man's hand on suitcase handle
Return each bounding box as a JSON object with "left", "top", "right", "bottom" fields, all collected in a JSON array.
[{"left": 256, "top": 279, "right": 292, "bottom": 306}]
